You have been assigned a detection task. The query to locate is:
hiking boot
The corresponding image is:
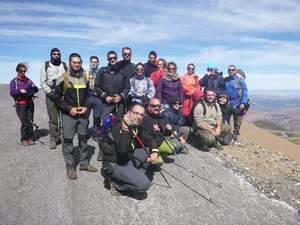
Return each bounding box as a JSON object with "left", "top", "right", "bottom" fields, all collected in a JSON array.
[
  {"left": 66, "top": 168, "right": 77, "bottom": 180},
  {"left": 50, "top": 139, "right": 57, "bottom": 149},
  {"left": 110, "top": 183, "right": 122, "bottom": 196},
  {"left": 21, "top": 140, "right": 30, "bottom": 146},
  {"left": 79, "top": 164, "right": 97, "bottom": 172},
  {"left": 27, "top": 139, "right": 35, "bottom": 145}
]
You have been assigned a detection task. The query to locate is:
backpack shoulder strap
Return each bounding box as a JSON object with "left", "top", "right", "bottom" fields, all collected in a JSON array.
[
  {"left": 62, "top": 62, "right": 68, "bottom": 72},
  {"left": 63, "top": 72, "right": 69, "bottom": 96},
  {"left": 199, "top": 100, "right": 207, "bottom": 116},
  {"left": 45, "top": 61, "right": 50, "bottom": 81}
]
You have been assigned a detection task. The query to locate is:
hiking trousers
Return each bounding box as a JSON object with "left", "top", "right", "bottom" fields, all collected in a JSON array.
[
  {"left": 233, "top": 112, "right": 243, "bottom": 135},
  {"left": 46, "top": 95, "right": 60, "bottom": 141},
  {"left": 87, "top": 95, "right": 102, "bottom": 127},
  {"left": 16, "top": 103, "right": 34, "bottom": 141},
  {"left": 62, "top": 114, "right": 89, "bottom": 169},
  {"left": 105, "top": 149, "right": 151, "bottom": 193}
]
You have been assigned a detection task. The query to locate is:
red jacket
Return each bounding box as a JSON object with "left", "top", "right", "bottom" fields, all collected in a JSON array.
[{"left": 150, "top": 69, "right": 164, "bottom": 87}]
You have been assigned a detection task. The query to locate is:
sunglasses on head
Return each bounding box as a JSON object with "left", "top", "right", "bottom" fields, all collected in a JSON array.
[{"left": 149, "top": 104, "right": 161, "bottom": 108}]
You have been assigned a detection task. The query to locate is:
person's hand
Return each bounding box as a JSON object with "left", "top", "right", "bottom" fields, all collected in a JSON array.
[
  {"left": 213, "top": 127, "right": 221, "bottom": 136},
  {"left": 20, "top": 89, "right": 27, "bottom": 94},
  {"left": 179, "top": 136, "right": 186, "bottom": 145},
  {"left": 69, "top": 107, "right": 78, "bottom": 116},
  {"left": 105, "top": 96, "right": 114, "bottom": 103},
  {"left": 148, "top": 152, "right": 159, "bottom": 164},
  {"left": 113, "top": 94, "right": 121, "bottom": 103},
  {"left": 153, "top": 124, "right": 160, "bottom": 132},
  {"left": 165, "top": 124, "right": 172, "bottom": 131},
  {"left": 239, "top": 104, "right": 245, "bottom": 111},
  {"left": 77, "top": 107, "right": 87, "bottom": 115}
]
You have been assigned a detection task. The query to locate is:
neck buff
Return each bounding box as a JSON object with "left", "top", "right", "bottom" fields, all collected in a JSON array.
[{"left": 165, "top": 72, "right": 180, "bottom": 81}]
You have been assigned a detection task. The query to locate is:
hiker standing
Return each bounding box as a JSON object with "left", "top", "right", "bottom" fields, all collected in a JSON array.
[
  {"left": 149, "top": 58, "right": 167, "bottom": 87},
  {"left": 127, "top": 63, "right": 156, "bottom": 105},
  {"left": 143, "top": 50, "right": 158, "bottom": 77},
  {"left": 192, "top": 88, "right": 230, "bottom": 151},
  {"left": 200, "top": 63, "right": 224, "bottom": 96},
  {"left": 118, "top": 47, "right": 135, "bottom": 78},
  {"left": 95, "top": 51, "right": 130, "bottom": 119},
  {"left": 54, "top": 53, "right": 97, "bottom": 180},
  {"left": 86, "top": 56, "right": 102, "bottom": 137},
  {"left": 10, "top": 63, "right": 39, "bottom": 146},
  {"left": 224, "top": 65, "right": 248, "bottom": 137},
  {"left": 40, "top": 48, "right": 67, "bottom": 149},
  {"left": 100, "top": 103, "right": 151, "bottom": 198},
  {"left": 156, "top": 62, "right": 184, "bottom": 110}
]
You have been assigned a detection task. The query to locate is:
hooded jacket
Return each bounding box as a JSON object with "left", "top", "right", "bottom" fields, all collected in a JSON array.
[
  {"left": 200, "top": 74, "right": 224, "bottom": 95},
  {"left": 224, "top": 75, "right": 248, "bottom": 108}
]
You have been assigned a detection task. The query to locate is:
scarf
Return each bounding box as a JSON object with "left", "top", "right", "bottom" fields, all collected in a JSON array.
[
  {"left": 165, "top": 72, "right": 180, "bottom": 81},
  {"left": 134, "top": 72, "right": 145, "bottom": 80}
]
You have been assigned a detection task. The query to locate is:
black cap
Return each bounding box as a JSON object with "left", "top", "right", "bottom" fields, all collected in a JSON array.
[{"left": 50, "top": 48, "right": 60, "bottom": 55}]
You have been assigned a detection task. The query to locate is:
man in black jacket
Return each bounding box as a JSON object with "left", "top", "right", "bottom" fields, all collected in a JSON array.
[
  {"left": 100, "top": 103, "right": 152, "bottom": 197},
  {"left": 118, "top": 47, "right": 135, "bottom": 78},
  {"left": 95, "top": 51, "right": 130, "bottom": 119},
  {"left": 55, "top": 53, "right": 97, "bottom": 180},
  {"left": 200, "top": 66, "right": 224, "bottom": 95}
]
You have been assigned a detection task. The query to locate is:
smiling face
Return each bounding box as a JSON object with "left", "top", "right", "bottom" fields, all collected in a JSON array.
[
  {"left": 228, "top": 65, "right": 237, "bottom": 76},
  {"left": 135, "top": 64, "right": 144, "bottom": 76},
  {"left": 69, "top": 56, "right": 82, "bottom": 72},
  {"left": 107, "top": 53, "right": 118, "bottom": 65},
  {"left": 147, "top": 98, "right": 161, "bottom": 116},
  {"left": 149, "top": 54, "right": 156, "bottom": 64},
  {"left": 122, "top": 48, "right": 132, "bottom": 61},
  {"left": 128, "top": 104, "right": 145, "bottom": 126},
  {"left": 205, "top": 90, "right": 216, "bottom": 103}
]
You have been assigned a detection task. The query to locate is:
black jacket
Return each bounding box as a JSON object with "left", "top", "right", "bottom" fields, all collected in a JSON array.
[
  {"left": 118, "top": 60, "right": 135, "bottom": 78},
  {"left": 200, "top": 74, "right": 224, "bottom": 95},
  {"left": 143, "top": 61, "right": 157, "bottom": 77},
  {"left": 95, "top": 65, "right": 130, "bottom": 101},
  {"left": 54, "top": 69, "right": 89, "bottom": 115},
  {"left": 100, "top": 119, "right": 139, "bottom": 164},
  {"left": 220, "top": 103, "right": 236, "bottom": 124},
  {"left": 141, "top": 113, "right": 166, "bottom": 150}
]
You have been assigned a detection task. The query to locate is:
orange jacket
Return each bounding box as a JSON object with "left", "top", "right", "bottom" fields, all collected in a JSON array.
[{"left": 181, "top": 73, "right": 203, "bottom": 98}]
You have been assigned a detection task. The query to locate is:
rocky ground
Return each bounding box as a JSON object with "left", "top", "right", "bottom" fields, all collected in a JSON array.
[{"left": 210, "top": 138, "right": 300, "bottom": 213}]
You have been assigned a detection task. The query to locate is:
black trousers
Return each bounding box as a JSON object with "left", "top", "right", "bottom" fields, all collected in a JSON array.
[{"left": 16, "top": 103, "right": 34, "bottom": 141}]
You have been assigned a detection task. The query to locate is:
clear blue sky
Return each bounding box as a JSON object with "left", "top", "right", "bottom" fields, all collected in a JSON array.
[{"left": 1, "top": 0, "right": 300, "bottom": 90}]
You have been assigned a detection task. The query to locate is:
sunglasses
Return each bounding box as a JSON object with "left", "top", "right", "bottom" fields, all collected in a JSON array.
[
  {"left": 168, "top": 67, "right": 175, "bottom": 71},
  {"left": 149, "top": 104, "right": 161, "bottom": 108},
  {"left": 173, "top": 102, "right": 182, "bottom": 106},
  {"left": 228, "top": 69, "right": 236, "bottom": 72},
  {"left": 108, "top": 56, "right": 117, "bottom": 60},
  {"left": 123, "top": 53, "right": 131, "bottom": 56},
  {"left": 52, "top": 53, "right": 60, "bottom": 56},
  {"left": 136, "top": 68, "right": 144, "bottom": 71},
  {"left": 130, "top": 110, "right": 145, "bottom": 117},
  {"left": 188, "top": 67, "right": 194, "bottom": 70}
]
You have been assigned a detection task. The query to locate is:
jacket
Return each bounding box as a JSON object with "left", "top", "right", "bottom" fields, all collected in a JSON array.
[
  {"left": 161, "top": 108, "right": 185, "bottom": 132},
  {"left": 118, "top": 60, "right": 135, "bottom": 78},
  {"left": 200, "top": 74, "right": 224, "bottom": 95},
  {"left": 54, "top": 69, "right": 90, "bottom": 115},
  {"left": 128, "top": 76, "right": 156, "bottom": 100},
  {"left": 224, "top": 75, "right": 248, "bottom": 108},
  {"left": 10, "top": 75, "right": 39, "bottom": 104},
  {"left": 150, "top": 69, "right": 164, "bottom": 87},
  {"left": 143, "top": 61, "right": 157, "bottom": 77},
  {"left": 156, "top": 77, "right": 184, "bottom": 105},
  {"left": 95, "top": 65, "right": 130, "bottom": 101}
]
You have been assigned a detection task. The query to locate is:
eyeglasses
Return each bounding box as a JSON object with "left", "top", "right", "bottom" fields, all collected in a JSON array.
[
  {"left": 149, "top": 104, "right": 161, "bottom": 108},
  {"left": 130, "top": 110, "right": 145, "bottom": 117},
  {"left": 136, "top": 68, "right": 143, "bottom": 72},
  {"left": 228, "top": 68, "right": 236, "bottom": 71},
  {"left": 123, "top": 53, "right": 131, "bottom": 56},
  {"left": 90, "top": 60, "right": 98, "bottom": 63},
  {"left": 173, "top": 102, "right": 182, "bottom": 106},
  {"left": 168, "top": 67, "right": 175, "bottom": 71},
  {"left": 188, "top": 67, "right": 194, "bottom": 70},
  {"left": 108, "top": 56, "right": 117, "bottom": 61},
  {"left": 52, "top": 53, "right": 60, "bottom": 56}
]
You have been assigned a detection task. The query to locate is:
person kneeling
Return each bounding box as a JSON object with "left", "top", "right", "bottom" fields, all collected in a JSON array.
[{"left": 100, "top": 103, "right": 154, "bottom": 199}]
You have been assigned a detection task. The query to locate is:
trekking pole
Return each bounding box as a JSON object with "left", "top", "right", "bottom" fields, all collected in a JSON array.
[
  {"left": 126, "top": 120, "right": 171, "bottom": 189},
  {"left": 157, "top": 130, "right": 222, "bottom": 189}
]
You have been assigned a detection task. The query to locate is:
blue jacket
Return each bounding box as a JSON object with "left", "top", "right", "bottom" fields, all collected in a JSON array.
[
  {"left": 224, "top": 75, "right": 248, "bottom": 108},
  {"left": 161, "top": 108, "right": 185, "bottom": 132}
]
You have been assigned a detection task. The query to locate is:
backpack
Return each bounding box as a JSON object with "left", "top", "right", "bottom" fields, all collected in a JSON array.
[{"left": 189, "top": 100, "right": 218, "bottom": 124}]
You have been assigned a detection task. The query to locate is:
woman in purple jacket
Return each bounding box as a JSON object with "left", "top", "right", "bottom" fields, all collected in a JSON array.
[
  {"left": 156, "top": 62, "right": 183, "bottom": 109},
  {"left": 9, "top": 63, "right": 39, "bottom": 146}
]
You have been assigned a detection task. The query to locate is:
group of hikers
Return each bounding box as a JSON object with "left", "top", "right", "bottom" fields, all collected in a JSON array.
[{"left": 9, "top": 47, "right": 249, "bottom": 199}]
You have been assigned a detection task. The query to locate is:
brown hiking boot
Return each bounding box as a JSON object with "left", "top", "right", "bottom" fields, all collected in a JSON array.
[
  {"left": 66, "top": 168, "right": 77, "bottom": 180},
  {"left": 79, "top": 165, "right": 97, "bottom": 172}
]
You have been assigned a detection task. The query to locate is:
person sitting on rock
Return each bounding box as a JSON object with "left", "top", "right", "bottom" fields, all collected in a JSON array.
[{"left": 192, "top": 88, "right": 231, "bottom": 151}]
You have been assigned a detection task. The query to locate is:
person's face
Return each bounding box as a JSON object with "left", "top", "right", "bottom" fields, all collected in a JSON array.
[
  {"left": 187, "top": 65, "right": 195, "bottom": 75},
  {"left": 207, "top": 68, "right": 216, "bottom": 76},
  {"left": 70, "top": 56, "right": 82, "bottom": 72},
  {"left": 205, "top": 90, "right": 216, "bottom": 103},
  {"left": 17, "top": 67, "right": 27, "bottom": 77},
  {"left": 147, "top": 99, "right": 161, "bottom": 115},
  {"left": 167, "top": 64, "right": 176, "bottom": 75},
  {"left": 122, "top": 49, "right": 132, "bottom": 61},
  {"left": 172, "top": 102, "right": 182, "bottom": 111},
  {"left": 90, "top": 59, "right": 99, "bottom": 69},
  {"left": 228, "top": 66, "right": 237, "bottom": 76},
  {"left": 52, "top": 51, "right": 61, "bottom": 60},
  {"left": 129, "top": 105, "right": 145, "bottom": 126},
  {"left": 149, "top": 54, "right": 156, "bottom": 64},
  {"left": 108, "top": 53, "right": 118, "bottom": 65},
  {"left": 135, "top": 65, "right": 144, "bottom": 76},
  {"left": 218, "top": 96, "right": 227, "bottom": 105},
  {"left": 157, "top": 60, "right": 164, "bottom": 69}
]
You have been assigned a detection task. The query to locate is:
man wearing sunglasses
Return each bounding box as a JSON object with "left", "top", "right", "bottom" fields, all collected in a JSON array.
[
  {"left": 224, "top": 65, "right": 248, "bottom": 137},
  {"left": 118, "top": 47, "right": 135, "bottom": 78},
  {"left": 40, "top": 48, "right": 67, "bottom": 149},
  {"left": 95, "top": 51, "right": 130, "bottom": 120}
]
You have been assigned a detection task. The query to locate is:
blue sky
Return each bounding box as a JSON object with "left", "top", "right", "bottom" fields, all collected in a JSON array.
[{"left": 1, "top": 0, "right": 300, "bottom": 90}]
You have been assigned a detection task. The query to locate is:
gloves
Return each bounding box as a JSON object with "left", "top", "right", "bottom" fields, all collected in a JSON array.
[{"left": 47, "top": 91, "right": 60, "bottom": 103}]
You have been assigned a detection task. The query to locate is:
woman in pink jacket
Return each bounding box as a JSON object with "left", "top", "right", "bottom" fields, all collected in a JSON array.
[{"left": 181, "top": 63, "right": 203, "bottom": 121}]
